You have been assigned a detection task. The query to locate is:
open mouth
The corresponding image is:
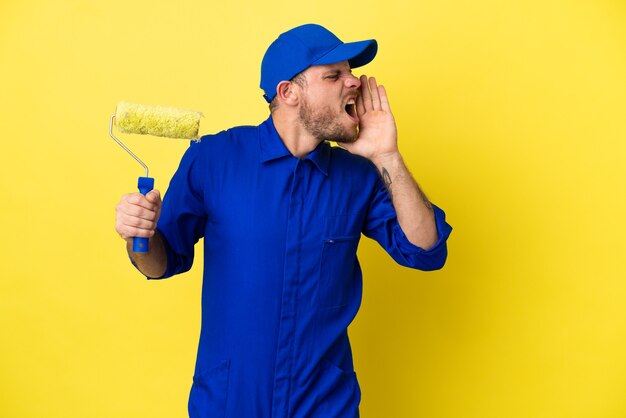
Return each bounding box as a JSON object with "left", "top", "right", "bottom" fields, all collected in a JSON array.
[{"left": 344, "top": 99, "right": 358, "bottom": 123}]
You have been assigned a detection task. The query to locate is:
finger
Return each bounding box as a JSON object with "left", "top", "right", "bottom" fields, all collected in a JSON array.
[
  {"left": 378, "top": 85, "right": 392, "bottom": 112},
  {"left": 116, "top": 201, "right": 158, "bottom": 221},
  {"left": 356, "top": 89, "right": 366, "bottom": 116},
  {"left": 146, "top": 189, "right": 161, "bottom": 203},
  {"left": 122, "top": 193, "right": 159, "bottom": 211},
  {"left": 369, "top": 77, "right": 381, "bottom": 110},
  {"left": 117, "top": 213, "right": 157, "bottom": 231},
  {"left": 360, "top": 75, "right": 373, "bottom": 111},
  {"left": 117, "top": 224, "right": 156, "bottom": 239}
]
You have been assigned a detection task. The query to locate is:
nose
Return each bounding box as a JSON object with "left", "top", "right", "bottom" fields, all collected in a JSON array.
[{"left": 344, "top": 73, "right": 361, "bottom": 89}]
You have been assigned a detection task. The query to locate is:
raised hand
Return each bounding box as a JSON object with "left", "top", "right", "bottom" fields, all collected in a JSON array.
[{"left": 341, "top": 75, "right": 399, "bottom": 161}]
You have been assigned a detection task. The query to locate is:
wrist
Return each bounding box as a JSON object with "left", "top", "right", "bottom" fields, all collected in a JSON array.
[{"left": 371, "top": 151, "right": 403, "bottom": 169}]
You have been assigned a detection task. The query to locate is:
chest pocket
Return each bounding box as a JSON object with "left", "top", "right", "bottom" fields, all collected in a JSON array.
[{"left": 318, "top": 214, "right": 363, "bottom": 308}]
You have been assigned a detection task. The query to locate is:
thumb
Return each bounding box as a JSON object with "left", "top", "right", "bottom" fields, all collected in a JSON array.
[{"left": 146, "top": 189, "right": 161, "bottom": 203}]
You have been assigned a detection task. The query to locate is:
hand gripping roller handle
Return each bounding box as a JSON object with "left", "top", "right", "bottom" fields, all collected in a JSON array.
[
  {"left": 109, "top": 114, "right": 154, "bottom": 252},
  {"left": 108, "top": 101, "right": 202, "bottom": 252}
]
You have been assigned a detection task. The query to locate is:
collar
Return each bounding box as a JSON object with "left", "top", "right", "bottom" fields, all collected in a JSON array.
[
  {"left": 259, "top": 116, "right": 330, "bottom": 176},
  {"left": 259, "top": 116, "right": 292, "bottom": 162}
]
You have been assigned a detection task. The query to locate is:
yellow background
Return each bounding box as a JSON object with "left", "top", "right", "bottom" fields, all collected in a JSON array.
[{"left": 1, "top": 0, "right": 625, "bottom": 417}]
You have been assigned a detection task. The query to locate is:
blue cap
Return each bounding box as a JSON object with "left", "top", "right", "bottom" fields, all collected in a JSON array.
[{"left": 260, "top": 24, "right": 378, "bottom": 103}]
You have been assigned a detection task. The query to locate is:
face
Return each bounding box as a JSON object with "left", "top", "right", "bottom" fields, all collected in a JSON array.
[{"left": 296, "top": 61, "right": 361, "bottom": 143}]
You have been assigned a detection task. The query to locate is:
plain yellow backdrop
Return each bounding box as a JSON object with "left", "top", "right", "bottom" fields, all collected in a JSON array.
[{"left": 1, "top": 0, "right": 625, "bottom": 417}]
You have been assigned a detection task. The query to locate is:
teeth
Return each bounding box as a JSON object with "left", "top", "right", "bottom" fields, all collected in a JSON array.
[{"left": 347, "top": 99, "right": 355, "bottom": 105}]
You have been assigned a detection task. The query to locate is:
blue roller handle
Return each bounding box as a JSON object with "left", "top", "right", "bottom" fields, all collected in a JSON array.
[{"left": 132, "top": 176, "right": 155, "bottom": 252}]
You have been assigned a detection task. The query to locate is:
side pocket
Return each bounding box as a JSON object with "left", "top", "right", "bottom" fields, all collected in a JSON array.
[
  {"left": 188, "top": 360, "right": 231, "bottom": 418},
  {"left": 316, "top": 360, "right": 361, "bottom": 417},
  {"left": 319, "top": 236, "right": 360, "bottom": 308}
]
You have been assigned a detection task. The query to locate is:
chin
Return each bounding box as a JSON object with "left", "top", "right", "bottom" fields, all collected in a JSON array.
[{"left": 334, "top": 127, "right": 359, "bottom": 143}]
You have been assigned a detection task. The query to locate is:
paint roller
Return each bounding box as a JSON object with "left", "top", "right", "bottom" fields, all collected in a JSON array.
[{"left": 109, "top": 101, "right": 202, "bottom": 252}]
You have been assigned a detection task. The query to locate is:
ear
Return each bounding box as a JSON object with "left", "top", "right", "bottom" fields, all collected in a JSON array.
[{"left": 275, "top": 80, "right": 300, "bottom": 106}]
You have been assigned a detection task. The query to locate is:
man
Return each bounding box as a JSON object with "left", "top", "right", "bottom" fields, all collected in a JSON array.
[{"left": 115, "top": 24, "right": 452, "bottom": 418}]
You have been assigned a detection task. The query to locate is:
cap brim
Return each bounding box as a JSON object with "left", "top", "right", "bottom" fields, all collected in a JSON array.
[{"left": 313, "top": 39, "right": 378, "bottom": 69}]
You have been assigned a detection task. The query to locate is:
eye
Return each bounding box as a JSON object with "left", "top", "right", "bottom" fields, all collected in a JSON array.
[{"left": 325, "top": 74, "right": 340, "bottom": 80}]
